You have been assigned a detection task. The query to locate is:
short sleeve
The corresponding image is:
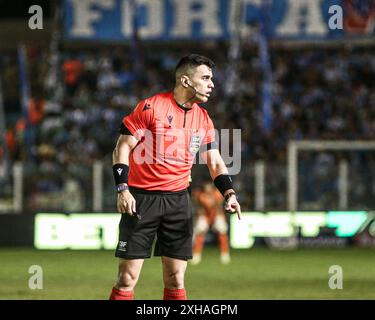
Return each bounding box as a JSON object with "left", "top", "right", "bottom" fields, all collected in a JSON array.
[
  {"left": 201, "top": 116, "right": 216, "bottom": 146},
  {"left": 122, "top": 100, "right": 153, "bottom": 140}
]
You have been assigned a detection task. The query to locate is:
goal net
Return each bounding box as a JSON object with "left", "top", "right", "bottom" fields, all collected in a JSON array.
[{"left": 287, "top": 140, "right": 375, "bottom": 211}]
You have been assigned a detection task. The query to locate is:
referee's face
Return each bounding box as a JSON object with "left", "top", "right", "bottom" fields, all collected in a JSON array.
[{"left": 190, "top": 65, "right": 214, "bottom": 103}]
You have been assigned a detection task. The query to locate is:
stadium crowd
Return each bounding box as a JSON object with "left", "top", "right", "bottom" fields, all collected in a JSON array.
[{"left": 1, "top": 42, "right": 375, "bottom": 211}]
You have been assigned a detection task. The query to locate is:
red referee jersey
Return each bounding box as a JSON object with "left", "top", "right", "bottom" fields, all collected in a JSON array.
[{"left": 122, "top": 91, "right": 216, "bottom": 191}]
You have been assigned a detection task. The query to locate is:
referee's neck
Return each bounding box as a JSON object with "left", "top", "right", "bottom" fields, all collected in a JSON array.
[{"left": 173, "top": 88, "right": 194, "bottom": 109}]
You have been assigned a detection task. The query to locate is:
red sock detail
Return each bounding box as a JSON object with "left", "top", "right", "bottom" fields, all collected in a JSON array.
[
  {"left": 218, "top": 233, "right": 229, "bottom": 253},
  {"left": 193, "top": 234, "right": 205, "bottom": 254},
  {"left": 109, "top": 287, "right": 134, "bottom": 300},
  {"left": 163, "top": 288, "right": 186, "bottom": 300}
]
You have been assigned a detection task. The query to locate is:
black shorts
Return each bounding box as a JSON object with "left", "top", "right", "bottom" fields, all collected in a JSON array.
[{"left": 115, "top": 187, "right": 193, "bottom": 261}]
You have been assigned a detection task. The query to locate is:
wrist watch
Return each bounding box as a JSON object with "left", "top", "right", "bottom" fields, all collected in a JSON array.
[
  {"left": 225, "top": 192, "right": 236, "bottom": 202},
  {"left": 116, "top": 184, "right": 129, "bottom": 193}
]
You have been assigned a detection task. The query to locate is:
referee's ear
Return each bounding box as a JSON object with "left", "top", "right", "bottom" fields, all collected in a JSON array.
[{"left": 181, "top": 75, "right": 190, "bottom": 88}]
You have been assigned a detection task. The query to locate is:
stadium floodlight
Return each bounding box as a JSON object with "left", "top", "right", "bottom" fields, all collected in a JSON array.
[{"left": 287, "top": 140, "right": 375, "bottom": 212}]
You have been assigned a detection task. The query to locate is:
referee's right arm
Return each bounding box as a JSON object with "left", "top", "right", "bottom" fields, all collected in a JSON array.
[
  {"left": 113, "top": 134, "right": 137, "bottom": 166},
  {"left": 113, "top": 134, "right": 138, "bottom": 215}
]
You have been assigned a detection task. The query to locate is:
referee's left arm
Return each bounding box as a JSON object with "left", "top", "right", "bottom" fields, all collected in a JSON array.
[{"left": 202, "top": 149, "right": 241, "bottom": 220}]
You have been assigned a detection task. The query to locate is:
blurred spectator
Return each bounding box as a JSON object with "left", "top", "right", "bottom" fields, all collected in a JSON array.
[
  {"left": 191, "top": 181, "right": 231, "bottom": 265},
  {"left": 62, "top": 57, "right": 83, "bottom": 96}
]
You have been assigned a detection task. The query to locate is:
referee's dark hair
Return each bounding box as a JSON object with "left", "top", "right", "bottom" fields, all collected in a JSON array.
[{"left": 175, "top": 54, "right": 215, "bottom": 80}]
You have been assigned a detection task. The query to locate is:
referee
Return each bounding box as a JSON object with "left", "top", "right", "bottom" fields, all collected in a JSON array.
[{"left": 109, "top": 54, "right": 241, "bottom": 300}]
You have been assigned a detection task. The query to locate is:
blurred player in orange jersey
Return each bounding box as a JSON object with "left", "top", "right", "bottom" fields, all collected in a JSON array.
[{"left": 191, "top": 181, "right": 231, "bottom": 265}]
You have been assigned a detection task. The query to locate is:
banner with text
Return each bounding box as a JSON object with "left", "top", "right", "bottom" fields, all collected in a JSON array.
[
  {"left": 64, "top": 0, "right": 375, "bottom": 41},
  {"left": 32, "top": 211, "right": 375, "bottom": 250}
]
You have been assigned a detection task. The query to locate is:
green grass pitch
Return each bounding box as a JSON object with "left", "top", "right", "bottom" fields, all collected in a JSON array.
[{"left": 0, "top": 247, "right": 374, "bottom": 300}]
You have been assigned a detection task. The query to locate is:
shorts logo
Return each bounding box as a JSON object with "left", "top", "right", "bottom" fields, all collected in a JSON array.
[
  {"left": 118, "top": 241, "right": 127, "bottom": 252},
  {"left": 117, "top": 168, "right": 123, "bottom": 175},
  {"left": 189, "top": 135, "right": 201, "bottom": 155}
]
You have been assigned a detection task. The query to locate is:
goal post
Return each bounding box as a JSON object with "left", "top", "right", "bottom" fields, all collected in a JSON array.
[{"left": 287, "top": 140, "right": 375, "bottom": 212}]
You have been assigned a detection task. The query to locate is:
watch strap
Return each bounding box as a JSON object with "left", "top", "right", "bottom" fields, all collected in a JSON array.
[{"left": 116, "top": 184, "right": 129, "bottom": 193}]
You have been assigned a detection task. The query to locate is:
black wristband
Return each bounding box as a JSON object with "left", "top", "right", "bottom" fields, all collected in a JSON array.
[
  {"left": 213, "top": 174, "right": 234, "bottom": 196},
  {"left": 113, "top": 164, "right": 129, "bottom": 185}
]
